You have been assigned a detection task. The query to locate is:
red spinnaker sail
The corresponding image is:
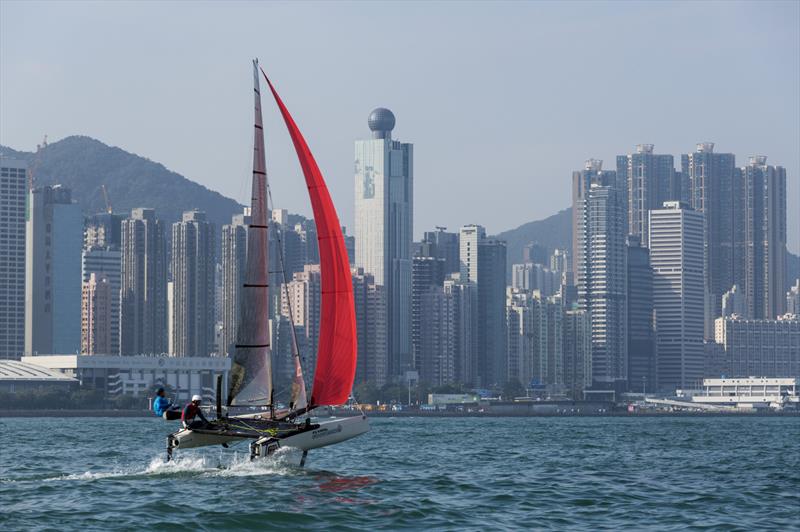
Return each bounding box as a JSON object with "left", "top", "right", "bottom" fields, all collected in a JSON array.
[{"left": 262, "top": 70, "right": 357, "bottom": 407}]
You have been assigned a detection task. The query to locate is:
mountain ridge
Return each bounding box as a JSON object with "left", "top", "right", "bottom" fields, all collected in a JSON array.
[
  {"left": 0, "top": 135, "right": 243, "bottom": 229},
  {"left": 1, "top": 135, "right": 576, "bottom": 253},
  {"left": 493, "top": 208, "right": 572, "bottom": 268}
]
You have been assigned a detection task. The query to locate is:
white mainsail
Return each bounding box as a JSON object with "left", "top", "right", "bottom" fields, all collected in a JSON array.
[{"left": 227, "top": 59, "right": 272, "bottom": 406}]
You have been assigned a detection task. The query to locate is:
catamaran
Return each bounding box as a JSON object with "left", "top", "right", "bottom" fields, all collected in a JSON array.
[{"left": 166, "top": 60, "right": 368, "bottom": 463}]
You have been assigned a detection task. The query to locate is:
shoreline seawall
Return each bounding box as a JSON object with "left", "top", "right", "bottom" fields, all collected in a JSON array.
[
  {"left": 2, "top": 409, "right": 798, "bottom": 418},
  {"left": 0, "top": 409, "right": 153, "bottom": 417}
]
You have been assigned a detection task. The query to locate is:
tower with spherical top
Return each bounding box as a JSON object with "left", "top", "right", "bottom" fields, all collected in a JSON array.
[
  {"left": 368, "top": 108, "right": 396, "bottom": 140},
  {"left": 354, "top": 108, "right": 413, "bottom": 384}
]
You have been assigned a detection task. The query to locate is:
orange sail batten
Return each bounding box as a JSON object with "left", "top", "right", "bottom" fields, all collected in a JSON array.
[{"left": 261, "top": 69, "right": 357, "bottom": 407}]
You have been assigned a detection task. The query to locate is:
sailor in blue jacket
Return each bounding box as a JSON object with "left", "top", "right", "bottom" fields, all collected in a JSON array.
[{"left": 153, "top": 388, "right": 174, "bottom": 417}]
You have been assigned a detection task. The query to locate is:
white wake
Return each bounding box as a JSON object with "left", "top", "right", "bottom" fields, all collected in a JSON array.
[{"left": 41, "top": 448, "right": 304, "bottom": 483}]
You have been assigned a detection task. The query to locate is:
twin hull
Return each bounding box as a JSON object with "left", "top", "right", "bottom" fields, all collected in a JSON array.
[{"left": 171, "top": 414, "right": 369, "bottom": 453}]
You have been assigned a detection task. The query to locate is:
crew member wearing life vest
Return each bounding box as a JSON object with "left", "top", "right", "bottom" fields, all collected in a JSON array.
[{"left": 182, "top": 395, "right": 210, "bottom": 429}]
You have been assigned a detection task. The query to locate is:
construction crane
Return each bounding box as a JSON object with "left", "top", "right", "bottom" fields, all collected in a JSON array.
[
  {"left": 27, "top": 134, "right": 48, "bottom": 190},
  {"left": 101, "top": 184, "right": 113, "bottom": 214}
]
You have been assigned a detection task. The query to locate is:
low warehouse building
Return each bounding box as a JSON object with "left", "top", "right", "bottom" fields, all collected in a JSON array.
[
  {"left": 0, "top": 360, "right": 78, "bottom": 393},
  {"left": 21, "top": 354, "right": 230, "bottom": 402}
]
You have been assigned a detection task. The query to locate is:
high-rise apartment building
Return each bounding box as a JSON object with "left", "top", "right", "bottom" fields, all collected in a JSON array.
[
  {"left": 550, "top": 248, "right": 573, "bottom": 306},
  {"left": 788, "top": 279, "right": 800, "bottom": 315},
  {"left": 270, "top": 314, "right": 306, "bottom": 389},
  {"left": 459, "top": 225, "right": 507, "bottom": 387},
  {"left": 84, "top": 212, "right": 124, "bottom": 249},
  {"left": 267, "top": 212, "right": 320, "bottom": 328},
  {"left": 683, "top": 145, "right": 787, "bottom": 328},
  {"left": 354, "top": 108, "right": 413, "bottom": 379},
  {"left": 120, "top": 208, "right": 167, "bottom": 356},
  {"left": 280, "top": 265, "right": 321, "bottom": 383},
  {"left": 419, "top": 228, "right": 460, "bottom": 274},
  {"left": 214, "top": 263, "right": 223, "bottom": 337},
  {"left": 444, "top": 275, "right": 477, "bottom": 386},
  {"left": 649, "top": 202, "right": 705, "bottom": 391},
  {"left": 411, "top": 257, "right": 445, "bottom": 363},
  {"left": 682, "top": 143, "right": 735, "bottom": 335},
  {"left": 83, "top": 211, "right": 124, "bottom": 356},
  {"left": 273, "top": 224, "right": 303, "bottom": 283},
  {"left": 721, "top": 284, "right": 746, "bottom": 317},
  {"left": 673, "top": 169, "right": 690, "bottom": 205},
  {"left": 737, "top": 156, "right": 787, "bottom": 319},
  {"left": 81, "top": 247, "right": 122, "bottom": 355},
  {"left": 81, "top": 273, "right": 113, "bottom": 355},
  {"left": 627, "top": 236, "right": 655, "bottom": 393},
  {"left": 412, "top": 257, "right": 455, "bottom": 386},
  {"left": 167, "top": 281, "right": 174, "bottom": 356},
  {"left": 344, "top": 233, "right": 355, "bottom": 265},
  {"left": 271, "top": 215, "right": 318, "bottom": 283},
  {"left": 543, "top": 296, "right": 564, "bottom": 390},
  {"left": 0, "top": 158, "right": 27, "bottom": 359},
  {"left": 574, "top": 163, "right": 628, "bottom": 388},
  {"left": 572, "top": 159, "right": 617, "bottom": 286},
  {"left": 549, "top": 249, "right": 569, "bottom": 274},
  {"left": 25, "top": 185, "right": 83, "bottom": 355},
  {"left": 171, "top": 211, "right": 215, "bottom": 357},
  {"left": 511, "top": 263, "right": 559, "bottom": 296},
  {"left": 352, "top": 268, "right": 388, "bottom": 387},
  {"left": 511, "top": 263, "right": 536, "bottom": 291},
  {"left": 422, "top": 288, "right": 456, "bottom": 387},
  {"left": 563, "top": 308, "right": 591, "bottom": 400},
  {"left": 221, "top": 211, "right": 249, "bottom": 357},
  {"left": 506, "top": 289, "right": 536, "bottom": 389},
  {"left": 522, "top": 242, "right": 548, "bottom": 265},
  {"left": 459, "top": 224, "right": 485, "bottom": 283},
  {"left": 617, "top": 144, "right": 677, "bottom": 244},
  {"left": 506, "top": 288, "right": 563, "bottom": 392},
  {"left": 478, "top": 239, "right": 507, "bottom": 387}
]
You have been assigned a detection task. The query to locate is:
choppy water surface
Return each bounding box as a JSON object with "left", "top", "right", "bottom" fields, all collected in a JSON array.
[{"left": 1, "top": 416, "right": 798, "bottom": 530}]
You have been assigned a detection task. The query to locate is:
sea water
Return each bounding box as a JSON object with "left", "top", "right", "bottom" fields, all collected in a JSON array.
[{"left": 0, "top": 416, "right": 798, "bottom": 530}]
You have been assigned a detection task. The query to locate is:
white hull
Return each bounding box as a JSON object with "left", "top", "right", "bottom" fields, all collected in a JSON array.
[
  {"left": 276, "top": 414, "right": 369, "bottom": 451},
  {"left": 169, "top": 414, "right": 369, "bottom": 454}
]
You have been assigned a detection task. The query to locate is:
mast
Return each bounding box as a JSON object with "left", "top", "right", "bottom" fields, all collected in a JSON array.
[{"left": 227, "top": 59, "right": 273, "bottom": 407}]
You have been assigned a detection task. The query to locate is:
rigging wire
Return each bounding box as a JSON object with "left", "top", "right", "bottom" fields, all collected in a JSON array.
[{"left": 266, "top": 183, "right": 312, "bottom": 414}]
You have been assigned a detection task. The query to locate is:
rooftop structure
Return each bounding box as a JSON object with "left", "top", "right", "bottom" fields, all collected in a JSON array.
[
  {"left": 0, "top": 360, "right": 78, "bottom": 392},
  {"left": 367, "top": 107, "right": 396, "bottom": 139},
  {"left": 688, "top": 377, "right": 798, "bottom": 409}
]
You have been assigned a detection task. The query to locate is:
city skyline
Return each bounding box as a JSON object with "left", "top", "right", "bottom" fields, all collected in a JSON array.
[
  {"left": 1, "top": 4, "right": 798, "bottom": 530},
  {"left": 4, "top": 138, "right": 795, "bottom": 386},
  {"left": 1, "top": 1, "right": 798, "bottom": 252},
  {"left": 0, "top": 2, "right": 797, "bottom": 396},
  {"left": 1, "top": 110, "right": 796, "bottom": 392}
]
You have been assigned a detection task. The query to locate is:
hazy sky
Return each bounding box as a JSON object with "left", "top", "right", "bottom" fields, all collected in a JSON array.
[{"left": 2, "top": 1, "right": 798, "bottom": 251}]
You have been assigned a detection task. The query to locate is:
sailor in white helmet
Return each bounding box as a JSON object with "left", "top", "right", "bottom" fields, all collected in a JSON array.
[{"left": 181, "top": 394, "right": 210, "bottom": 429}]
